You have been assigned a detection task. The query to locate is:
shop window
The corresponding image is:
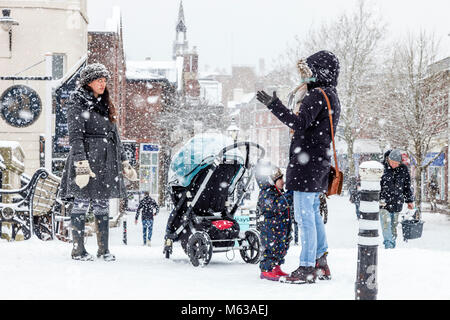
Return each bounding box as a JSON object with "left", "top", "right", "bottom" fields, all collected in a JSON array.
[
  {"left": 52, "top": 54, "right": 66, "bottom": 80},
  {"left": 140, "top": 144, "right": 159, "bottom": 196}
]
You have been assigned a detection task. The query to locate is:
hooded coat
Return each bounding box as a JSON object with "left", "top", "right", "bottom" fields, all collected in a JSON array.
[
  {"left": 380, "top": 150, "right": 415, "bottom": 213},
  {"left": 266, "top": 51, "right": 341, "bottom": 192},
  {"left": 59, "top": 86, "right": 128, "bottom": 200}
]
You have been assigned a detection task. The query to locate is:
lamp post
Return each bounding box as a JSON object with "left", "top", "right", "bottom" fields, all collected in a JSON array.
[
  {"left": 355, "top": 160, "right": 384, "bottom": 300},
  {"left": 0, "top": 8, "right": 19, "bottom": 56},
  {"left": 227, "top": 117, "right": 240, "bottom": 143},
  {"left": 226, "top": 117, "right": 240, "bottom": 204}
]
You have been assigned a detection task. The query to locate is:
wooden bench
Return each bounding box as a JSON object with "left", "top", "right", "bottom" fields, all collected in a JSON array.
[{"left": 0, "top": 168, "right": 69, "bottom": 241}]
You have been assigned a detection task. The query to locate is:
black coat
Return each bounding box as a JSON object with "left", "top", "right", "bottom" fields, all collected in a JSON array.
[
  {"left": 348, "top": 176, "right": 361, "bottom": 205},
  {"left": 59, "top": 87, "right": 128, "bottom": 200},
  {"left": 380, "top": 150, "right": 415, "bottom": 213},
  {"left": 135, "top": 196, "right": 159, "bottom": 220},
  {"left": 267, "top": 51, "right": 341, "bottom": 192}
]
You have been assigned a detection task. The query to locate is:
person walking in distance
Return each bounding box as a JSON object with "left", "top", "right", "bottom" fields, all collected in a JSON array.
[
  {"left": 427, "top": 175, "right": 439, "bottom": 212},
  {"left": 257, "top": 51, "right": 341, "bottom": 284},
  {"left": 135, "top": 192, "right": 159, "bottom": 246},
  {"left": 348, "top": 175, "right": 361, "bottom": 219},
  {"left": 59, "top": 63, "right": 137, "bottom": 261},
  {"left": 379, "top": 149, "right": 415, "bottom": 249}
]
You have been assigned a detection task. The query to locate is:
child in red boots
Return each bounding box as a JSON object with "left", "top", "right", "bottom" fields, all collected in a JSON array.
[{"left": 256, "top": 162, "right": 293, "bottom": 281}]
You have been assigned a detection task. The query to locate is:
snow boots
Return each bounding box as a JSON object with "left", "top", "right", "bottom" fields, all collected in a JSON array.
[
  {"left": 315, "top": 252, "right": 331, "bottom": 280},
  {"left": 95, "top": 215, "right": 116, "bottom": 261},
  {"left": 279, "top": 253, "right": 331, "bottom": 284},
  {"left": 280, "top": 266, "right": 317, "bottom": 284},
  {"left": 260, "top": 269, "right": 281, "bottom": 281},
  {"left": 71, "top": 213, "right": 94, "bottom": 261},
  {"left": 260, "top": 265, "right": 289, "bottom": 281},
  {"left": 273, "top": 265, "right": 289, "bottom": 276}
]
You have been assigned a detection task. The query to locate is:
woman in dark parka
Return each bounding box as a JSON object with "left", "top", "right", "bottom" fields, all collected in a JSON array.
[
  {"left": 257, "top": 50, "right": 341, "bottom": 283},
  {"left": 59, "top": 63, "right": 137, "bottom": 261}
]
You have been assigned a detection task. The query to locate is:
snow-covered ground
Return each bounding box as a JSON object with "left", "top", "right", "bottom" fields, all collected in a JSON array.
[{"left": 1, "top": 195, "right": 449, "bottom": 300}]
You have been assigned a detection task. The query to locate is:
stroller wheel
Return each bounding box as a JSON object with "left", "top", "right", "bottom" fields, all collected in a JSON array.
[
  {"left": 240, "top": 229, "right": 262, "bottom": 264},
  {"left": 187, "top": 232, "right": 213, "bottom": 267}
]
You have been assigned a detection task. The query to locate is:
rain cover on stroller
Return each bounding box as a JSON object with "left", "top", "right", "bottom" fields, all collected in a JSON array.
[{"left": 168, "top": 133, "right": 244, "bottom": 187}]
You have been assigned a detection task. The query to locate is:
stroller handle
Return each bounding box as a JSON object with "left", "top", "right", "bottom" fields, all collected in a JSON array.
[{"left": 217, "top": 142, "right": 266, "bottom": 168}]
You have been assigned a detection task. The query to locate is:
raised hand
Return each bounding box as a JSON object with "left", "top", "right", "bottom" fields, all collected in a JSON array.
[{"left": 256, "top": 91, "right": 277, "bottom": 106}]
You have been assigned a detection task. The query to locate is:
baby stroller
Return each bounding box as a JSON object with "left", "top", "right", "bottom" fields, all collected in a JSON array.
[{"left": 163, "top": 133, "right": 265, "bottom": 267}]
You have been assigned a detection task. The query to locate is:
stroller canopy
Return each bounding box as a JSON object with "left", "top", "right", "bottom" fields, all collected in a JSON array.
[{"left": 169, "top": 133, "right": 244, "bottom": 187}]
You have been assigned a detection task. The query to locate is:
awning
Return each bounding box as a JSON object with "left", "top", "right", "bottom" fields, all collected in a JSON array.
[{"left": 423, "top": 152, "right": 445, "bottom": 167}]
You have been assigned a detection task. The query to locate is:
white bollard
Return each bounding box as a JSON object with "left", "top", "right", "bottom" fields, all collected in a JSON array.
[{"left": 355, "top": 161, "right": 384, "bottom": 300}]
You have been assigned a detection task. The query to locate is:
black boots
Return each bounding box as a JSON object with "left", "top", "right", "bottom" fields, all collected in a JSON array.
[
  {"left": 280, "top": 266, "right": 317, "bottom": 284},
  {"left": 71, "top": 214, "right": 94, "bottom": 261},
  {"left": 279, "top": 253, "right": 331, "bottom": 284},
  {"left": 71, "top": 214, "right": 115, "bottom": 262},
  {"left": 95, "top": 215, "right": 116, "bottom": 262}
]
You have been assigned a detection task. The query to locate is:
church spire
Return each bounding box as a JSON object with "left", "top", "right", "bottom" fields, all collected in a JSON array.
[
  {"left": 176, "top": 0, "right": 187, "bottom": 33},
  {"left": 173, "top": 0, "right": 188, "bottom": 59}
]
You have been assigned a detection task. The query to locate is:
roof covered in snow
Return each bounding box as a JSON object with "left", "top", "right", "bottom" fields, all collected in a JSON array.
[
  {"left": 335, "top": 139, "right": 382, "bottom": 154},
  {"left": 126, "top": 60, "right": 177, "bottom": 82},
  {"left": 354, "top": 139, "right": 382, "bottom": 154},
  {"left": 227, "top": 92, "right": 255, "bottom": 109}
]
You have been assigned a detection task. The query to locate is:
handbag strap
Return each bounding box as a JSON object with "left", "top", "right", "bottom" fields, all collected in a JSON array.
[{"left": 318, "top": 88, "right": 339, "bottom": 173}]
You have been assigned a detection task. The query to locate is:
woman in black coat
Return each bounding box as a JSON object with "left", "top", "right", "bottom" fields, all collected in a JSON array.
[
  {"left": 257, "top": 50, "right": 340, "bottom": 283},
  {"left": 59, "top": 63, "right": 137, "bottom": 261}
]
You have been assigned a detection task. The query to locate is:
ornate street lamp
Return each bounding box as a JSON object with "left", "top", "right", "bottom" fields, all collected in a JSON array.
[
  {"left": 0, "top": 9, "right": 19, "bottom": 31},
  {"left": 227, "top": 117, "right": 240, "bottom": 143},
  {"left": 0, "top": 9, "right": 19, "bottom": 55}
]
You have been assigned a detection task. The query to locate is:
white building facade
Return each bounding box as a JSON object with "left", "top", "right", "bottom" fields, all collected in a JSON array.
[{"left": 0, "top": 0, "right": 88, "bottom": 175}]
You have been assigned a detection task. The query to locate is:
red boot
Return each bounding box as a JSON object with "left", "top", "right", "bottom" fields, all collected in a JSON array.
[
  {"left": 260, "top": 269, "right": 281, "bottom": 281},
  {"left": 273, "top": 265, "right": 289, "bottom": 277}
]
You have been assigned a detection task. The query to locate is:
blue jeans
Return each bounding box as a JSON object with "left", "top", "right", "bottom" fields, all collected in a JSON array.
[
  {"left": 379, "top": 209, "right": 399, "bottom": 249},
  {"left": 293, "top": 192, "right": 328, "bottom": 267},
  {"left": 142, "top": 219, "right": 153, "bottom": 244}
]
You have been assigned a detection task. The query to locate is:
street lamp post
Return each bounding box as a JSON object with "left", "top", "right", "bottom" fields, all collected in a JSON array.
[
  {"left": 227, "top": 117, "right": 240, "bottom": 143},
  {"left": 355, "top": 160, "right": 384, "bottom": 300},
  {"left": 0, "top": 8, "right": 19, "bottom": 57},
  {"left": 45, "top": 53, "right": 53, "bottom": 172}
]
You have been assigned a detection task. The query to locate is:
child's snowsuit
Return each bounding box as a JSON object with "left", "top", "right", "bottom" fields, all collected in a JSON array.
[{"left": 257, "top": 182, "right": 293, "bottom": 272}]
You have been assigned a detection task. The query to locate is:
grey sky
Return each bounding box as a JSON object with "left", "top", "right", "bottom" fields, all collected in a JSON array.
[{"left": 87, "top": 0, "right": 450, "bottom": 73}]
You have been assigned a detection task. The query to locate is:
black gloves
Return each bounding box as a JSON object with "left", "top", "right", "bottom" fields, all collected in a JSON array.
[{"left": 256, "top": 91, "right": 278, "bottom": 107}]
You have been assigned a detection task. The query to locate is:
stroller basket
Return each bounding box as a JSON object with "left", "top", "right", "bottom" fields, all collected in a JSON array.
[{"left": 401, "top": 219, "right": 424, "bottom": 241}]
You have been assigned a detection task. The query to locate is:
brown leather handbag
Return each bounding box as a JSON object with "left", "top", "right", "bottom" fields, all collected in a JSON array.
[{"left": 318, "top": 88, "right": 343, "bottom": 197}]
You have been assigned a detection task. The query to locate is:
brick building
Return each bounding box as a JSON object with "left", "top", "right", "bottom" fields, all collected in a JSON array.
[
  {"left": 87, "top": 29, "right": 127, "bottom": 133},
  {"left": 236, "top": 94, "right": 290, "bottom": 169},
  {"left": 421, "top": 57, "right": 450, "bottom": 206},
  {"left": 124, "top": 74, "right": 176, "bottom": 202}
]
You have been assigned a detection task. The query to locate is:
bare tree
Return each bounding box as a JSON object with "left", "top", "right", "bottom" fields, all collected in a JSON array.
[{"left": 373, "top": 30, "right": 447, "bottom": 207}]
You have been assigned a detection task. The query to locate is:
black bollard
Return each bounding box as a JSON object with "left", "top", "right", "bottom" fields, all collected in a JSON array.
[
  {"left": 355, "top": 161, "right": 383, "bottom": 300},
  {"left": 123, "top": 220, "right": 127, "bottom": 245}
]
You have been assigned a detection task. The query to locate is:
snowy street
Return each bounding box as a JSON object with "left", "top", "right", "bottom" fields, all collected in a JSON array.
[{"left": 1, "top": 195, "right": 449, "bottom": 300}]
